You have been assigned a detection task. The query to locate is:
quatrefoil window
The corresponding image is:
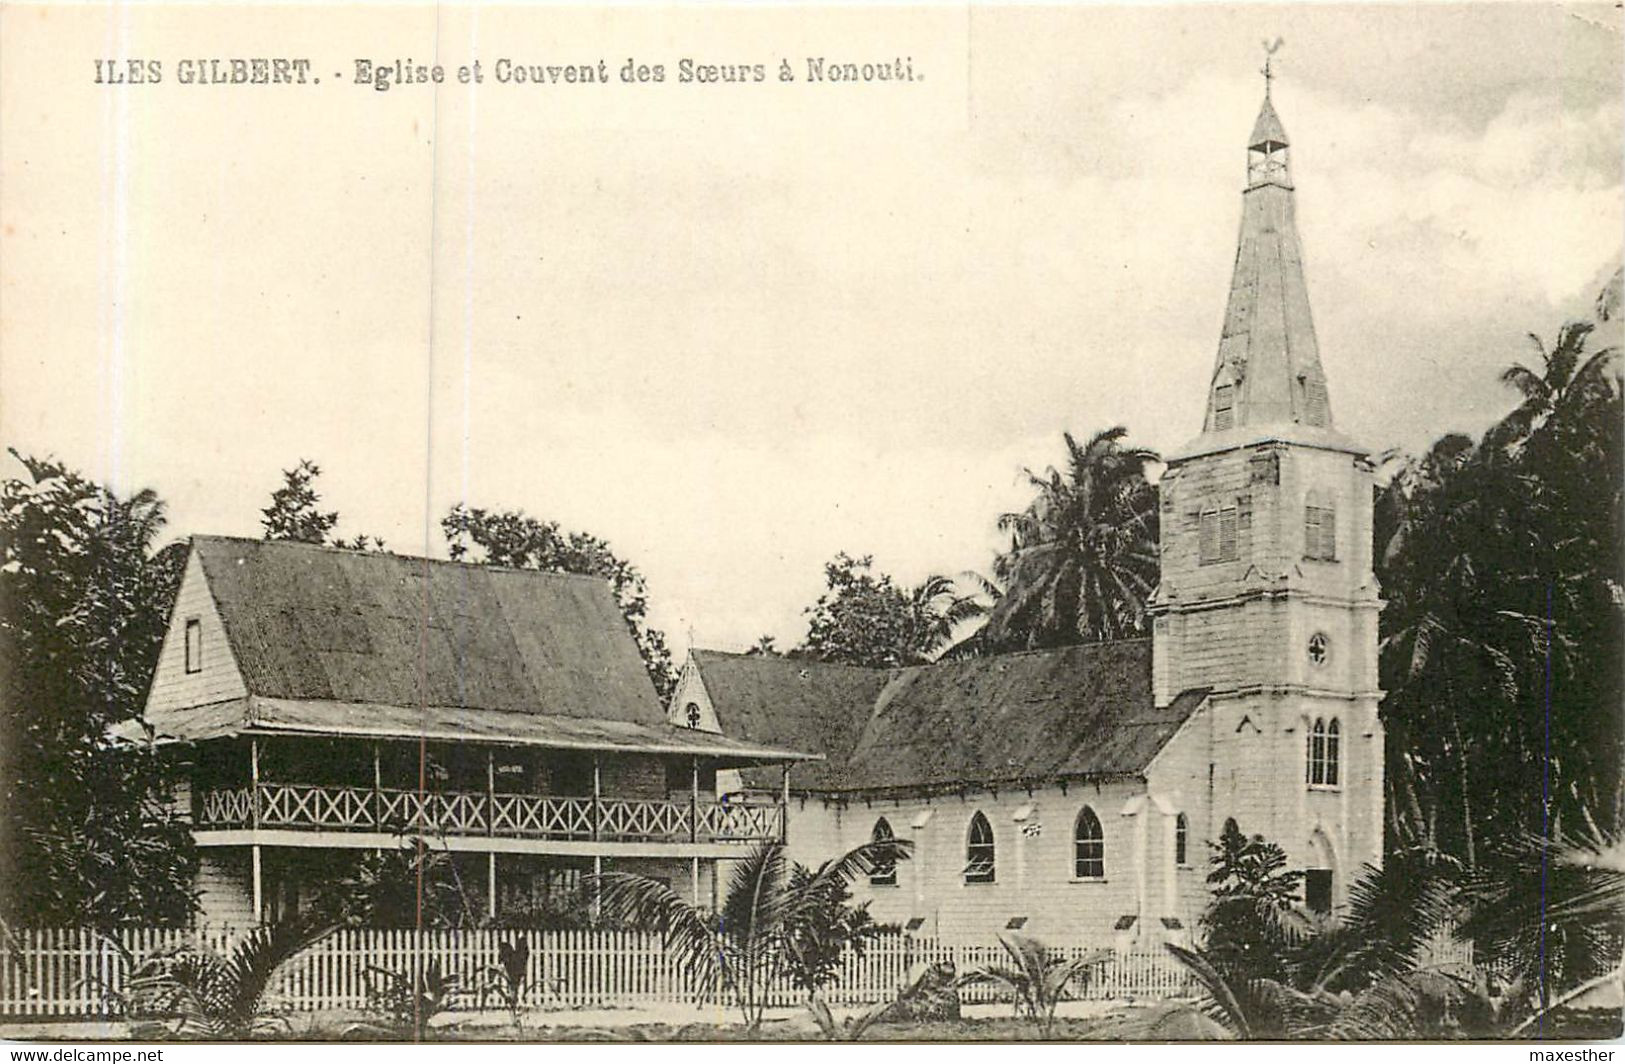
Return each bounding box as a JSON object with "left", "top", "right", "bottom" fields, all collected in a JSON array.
[{"left": 1308, "top": 632, "right": 1329, "bottom": 667}]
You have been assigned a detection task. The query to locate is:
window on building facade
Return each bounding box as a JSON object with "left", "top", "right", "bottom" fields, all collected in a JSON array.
[
  {"left": 1213, "top": 383, "right": 1235, "bottom": 431},
  {"left": 684, "top": 702, "right": 702, "bottom": 728},
  {"left": 184, "top": 618, "right": 202, "bottom": 674},
  {"left": 964, "top": 812, "right": 995, "bottom": 884},
  {"left": 1307, "top": 717, "right": 1341, "bottom": 787},
  {"left": 1074, "top": 807, "right": 1105, "bottom": 879},
  {"left": 871, "top": 817, "right": 898, "bottom": 886},
  {"left": 1304, "top": 503, "right": 1337, "bottom": 560},
  {"left": 1175, "top": 813, "right": 1189, "bottom": 866},
  {"left": 1305, "top": 868, "right": 1333, "bottom": 913},
  {"left": 1200, "top": 506, "right": 1240, "bottom": 565}
]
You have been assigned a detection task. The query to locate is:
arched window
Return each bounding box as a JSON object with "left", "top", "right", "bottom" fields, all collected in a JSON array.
[
  {"left": 964, "top": 812, "right": 995, "bottom": 884},
  {"left": 1073, "top": 807, "right": 1104, "bottom": 879},
  {"left": 1307, "top": 717, "right": 1341, "bottom": 786},
  {"left": 870, "top": 817, "right": 897, "bottom": 887},
  {"left": 1175, "top": 813, "right": 1189, "bottom": 867},
  {"left": 684, "top": 702, "right": 702, "bottom": 729}
]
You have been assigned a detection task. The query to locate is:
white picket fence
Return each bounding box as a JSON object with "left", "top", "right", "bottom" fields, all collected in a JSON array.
[{"left": 0, "top": 926, "right": 1195, "bottom": 1019}]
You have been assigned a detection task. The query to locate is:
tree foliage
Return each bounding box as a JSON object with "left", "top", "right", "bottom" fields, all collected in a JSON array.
[
  {"left": 593, "top": 838, "right": 910, "bottom": 1029},
  {"left": 1200, "top": 820, "right": 1309, "bottom": 984},
  {"left": 312, "top": 842, "right": 477, "bottom": 929},
  {"left": 260, "top": 459, "right": 384, "bottom": 551},
  {"left": 796, "top": 553, "right": 982, "bottom": 667},
  {"left": 780, "top": 861, "right": 889, "bottom": 998},
  {"left": 442, "top": 504, "right": 676, "bottom": 700},
  {"left": 979, "top": 426, "right": 1159, "bottom": 651},
  {"left": 1375, "top": 290, "right": 1622, "bottom": 864},
  {"left": 0, "top": 451, "right": 196, "bottom": 927}
]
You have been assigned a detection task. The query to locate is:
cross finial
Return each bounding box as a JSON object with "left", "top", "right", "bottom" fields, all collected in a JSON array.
[{"left": 1261, "top": 37, "right": 1284, "bottom": 97}]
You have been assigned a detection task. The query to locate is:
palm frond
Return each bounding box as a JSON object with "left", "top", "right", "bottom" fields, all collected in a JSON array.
[{"left": 593, "top": 871, "right": 722, "bottom": 979}]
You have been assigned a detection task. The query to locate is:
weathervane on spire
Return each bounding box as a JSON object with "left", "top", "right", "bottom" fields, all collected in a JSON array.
[{"left": 1261, "top": 37, "right": 1284, "bottom": 97}]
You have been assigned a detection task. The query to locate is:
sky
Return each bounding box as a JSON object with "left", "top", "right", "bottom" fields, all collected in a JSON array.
[{"left": 2, "top": 3, "right": 1620, "bottom": 657}]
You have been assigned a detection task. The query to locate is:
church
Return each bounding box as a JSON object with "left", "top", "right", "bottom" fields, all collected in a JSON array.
[
  {"left": 667, "top": 79, "right": 1387, "bottom": 946},
  {"left": 128, "top": 77, "right": 1383, "bottom": 944}
]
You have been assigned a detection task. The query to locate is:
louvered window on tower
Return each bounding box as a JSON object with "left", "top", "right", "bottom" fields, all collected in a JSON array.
[
  {"left": 1304, "top": 504, "right": 1337, "bottom": 560},
  {"left": 1213, "top": 383, "right": 1235, "bottom": 431},
  {"left": 1200, "top": 506, "right": 1240, "bottom": 565},
  {"left": 1304, "top": 378, "right": 1329, "bottom": 426}
]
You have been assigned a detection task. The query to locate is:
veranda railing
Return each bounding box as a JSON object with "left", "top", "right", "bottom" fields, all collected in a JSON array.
[{"left": 198, "top": 783, "right": 784, "bottom": 844}]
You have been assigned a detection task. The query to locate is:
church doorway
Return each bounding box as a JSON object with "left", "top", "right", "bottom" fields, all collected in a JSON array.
[{"left": 1305, "top": 828, "right": 1337, "bottom": 914}]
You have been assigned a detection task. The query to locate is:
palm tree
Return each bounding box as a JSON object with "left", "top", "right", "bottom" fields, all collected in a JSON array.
[
  {"left": 901, "top": 574, "right": 987, "bottom": 661},
  {"left": 1459, "top": 825, "right": 1625, "bottom": 1030},
  {"left": 125, "top": 917, "right": 335, "bottom": 1039},
  {"left": 593, "top": 838, "right": 910, "bottom": 1030},
  {"left": 957, "top": 934, "right": 1109, "bottom": 1037},
  {"left": 981, "top": 427, "right": 1159, "bottom": 651},
  {"left": 1489, "top": 321, "right": 1620, "bottom": 452}
]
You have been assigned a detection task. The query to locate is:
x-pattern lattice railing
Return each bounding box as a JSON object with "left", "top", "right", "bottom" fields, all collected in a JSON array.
[{"left": 197, "top": 784, "right": 782, "bottom": 844}]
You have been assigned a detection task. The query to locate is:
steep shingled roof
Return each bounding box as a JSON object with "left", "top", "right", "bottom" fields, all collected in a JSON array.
[
  {"left": 692, "top": 641, "right": 1209, "bottom": 795},
  {"left": 194, "top": 535, "right": 663, "bottom": 721},
  {"left": 130, "top": 537, "right": 815, "bottom": 763},
  {"left": 689, "top": 651, "right": 891, "bottom": 789}
]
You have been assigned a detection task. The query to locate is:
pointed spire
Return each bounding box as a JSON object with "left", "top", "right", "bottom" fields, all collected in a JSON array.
[
  {"left": 1199, "top": 68, "right": 1337, "bottom": 439},
  {"left": 1249, "top": 97, "right": 1289, "bottom": 154}
]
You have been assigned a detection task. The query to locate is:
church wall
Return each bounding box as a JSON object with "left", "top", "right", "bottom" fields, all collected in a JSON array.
[
  {"left": 776, "top": 781, "right": 1202, "bottom": 947},
  {"left": 1159, "top": 686, "right": 1382, "bottom": 909},
  {"left": 1144, "top": 702, "right": 1219, "bottom": 929}
]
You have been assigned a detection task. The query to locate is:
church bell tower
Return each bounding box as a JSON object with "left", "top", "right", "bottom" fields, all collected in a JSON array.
[{"left": 1150, "top": 62, "right": 1385, "bottom": 910}]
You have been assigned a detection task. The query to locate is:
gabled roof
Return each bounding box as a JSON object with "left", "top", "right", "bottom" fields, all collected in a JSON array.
[
  {"left": 689, "top": 651, "right": 891, "bottom": 789},
  {"left": 691, "top": 641, "right": 1210, "bottom": 795},
  {"left": 132, "top": 537, "right": 814, "bottom": 763},
  {"left": 191, "top": 535, "right": 662, "bottom": 721}
]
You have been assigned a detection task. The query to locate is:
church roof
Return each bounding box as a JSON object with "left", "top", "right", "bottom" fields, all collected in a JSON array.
[
  {"left": 690, "top": 642, "right": 1210, "bottom": 795},
  {"left": 689, "top": 651, "right": 893, "bottom": 789}
]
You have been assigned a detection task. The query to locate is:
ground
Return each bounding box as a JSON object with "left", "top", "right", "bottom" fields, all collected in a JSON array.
[{"left": 2, "top": 1004, "right": 1618, "bottom": 1042}]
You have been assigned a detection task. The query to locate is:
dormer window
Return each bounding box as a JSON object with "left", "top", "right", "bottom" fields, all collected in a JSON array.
[
  {"left": 1200, "top": 506, "right": 1239, "bottom": 565},
  {"left": 684, "top": 702, "right": 702, "bottom": 729},
  {"left": 184, "top": 618, "right": 203, "bottom": 674},
  {"left": 1213, "top": 383, "right": 1235, "bottom": 431}
]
